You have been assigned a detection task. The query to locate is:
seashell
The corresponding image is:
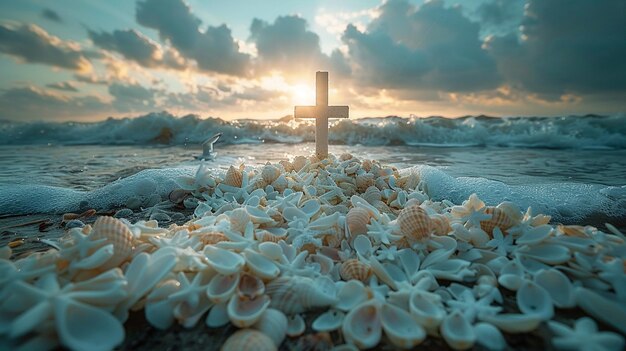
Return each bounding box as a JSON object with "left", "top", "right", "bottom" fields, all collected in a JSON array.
[
  {"left": 89, "top": 216, "right": 133, "bottom": 270},
  {"left": 496, "top": 201, "right": 523, "bottom": 224},
  {"left": 204, "top": 246, "right": 245, "bottom": 275},
  {"left": 223, "top": 165, "right": 243, "bottom": 187},
  {"left": 207, "top": 273, "right": 240, "bottom": 304},
  {"left": 279, "top": 160, "right": 293, "bottom": 173},
  {"left": 516, "top": 280, "right": 554, "bottom": 320},
  {"left": 381, "top": 302, "right": 426, "bottom": 349},
  {"left": 66, "top": 219, "right": 85, "bottom": 229},
  {"left": 308, "top": 253, "right": 335, "bottom": 275},
  {"left": 312, "top": 309, "right": 345, "bottom": 332},
  {"left": 480, "top": 313, "right": 542, "bottom": 333},
  {"left": 340, "top": 153, "right": 353, "bottom": 161},
  {"left": 480, "top": 207, "right": 515, "bottom": 236},
  {"left": 473, "top": 322, "right": 506, "bottom": 351},
  {"left": 227, "top": 294, "right": 271, "bottom": 328},
  {"left": 261, "top": 164, "right": 281, "bottom": 184},
  {"left": 255, "top": 229, "right": 287, "bottom": 243},
  {"left": 346, "top": 207, "right": 371, "bottom": 239},
  {"left": 533, "top": 269, "right": 575, "bottom": 308},
  {"left": 339, "top": 259, "right": 371, "bottom": 282},
  {"left": 353, "top": 235, "right": 373, "bottom": 259},
  {"left": 363, "top": 186, "right": 382, "bottom": 204},
  {"left": 517, "top": 243, "right": 570, "bottom": 264},
  {"left": 149, "top": 212, "right": 171, "bottom": 222},
  {"left": 229, "top": 208, "right": 250, "bottom": 234},
  {"left": 342, "top": 300, "right": 382, "bottom": 349},
  {"left": 243, "top": 249, "right": 280, "bottom": 280},
  {"left": 373, "top": 200, "right": 393, "bottom": 215},
  {"left": 558, "top": 224, "right": 591, "bottom": 237},
  {"left": 168, "top": 188, "right": 191, "bottom": 204},
  {"left": 286, "top": 314, "right": 306, "bottom": 337},
  {"left": 253, "top": 308, "right": 288, "bottom": 347},
  {"left": 441, "top": 310, "right": 476, "bottom": 350},
  {"left": 430, "top": 214, "right": 452, "bottom": 236},
  {"left": 334, "top": 280, "right": 371, "bottom": 311},
  {"left": 199, "top": 232, "right": 229, "bottom": 245},
  {"left": 257, "top": 242, "right": 284, "bottom": 261},
  {"left": 397, "top": 205, "right": 432, "bottom": 241},
  {"left": 238, "top": 273, "right": 265, "bottom": 299},
  {"left": 409, "top": 290, "right": 445, "bottom": 328},
  {"left": 114, "top": 208, "right": 133, "bottom": 218},
  {"left": 221, "top": 329, "right": 276, "bottom": 351},
  {"left": 266, "top": 276, "right": 338, "bottom": 314},
  {"left": 206, "top": 302, "right": 229, "bottom": 328},
  {"left": 574, "top": 287, "right": 626, "bottom": 334},
  {"left": 355, "top": 174, "right": 375, "bottom": 192},
  {"left": 271, "top": 175, "right": 288, "bottom": 193}
]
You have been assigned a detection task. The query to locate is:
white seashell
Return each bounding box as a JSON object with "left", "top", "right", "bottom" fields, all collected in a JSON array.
[
  {"left": 229, "top": 208, "right": 250, "bottom": 234},
  {"left": 574, "top": 287, "right": 626, "bottom": 334},
  {"left": 89, "top": 216, "right": 133, "bottom": 270},
  {"left": 516, "top": 243, "right": 570, "bottom": 265},
  {"left": 441, "top": 310, "right": 476, "bottom": 350},
  {"left": 266, "top": 276, "right": 338, "bottom": 314},
  {"left": 480, "top": 313, "right": 542, "bottom": 333},
  {"left": 498, "top": 274, "right": 524, "bottom": 291},
  {"left": 516, "top": 225, "right": 552, "bottom": 245},
  {"left": 473, "top": 322, "right": 506, "bottom": 351},
  {"left": 353, "top": 234, "right": 372, "bottom": 258},
  {"left": 271, "top": 174, "right": 288, "bottom": 193},
  {"left": 258, "top": 242, "right": 284, "bottom": 261},
  {"left": 221, "top": 329, "right": 276, "bottom": 351},
  {"left": 286, "top": 314, "right": 305, "bottom": 337},
  {"left": 398, "top": 248, "right": 421, "bottom": 284},
  {"left": 237, "top": 273, "right": 265, "bottom": 299},
  {"left": 206, "top": 302, "right": 229, "bottom": 328},
  {"left": 243, "top": 249, "right": 280, "bottom": 280},
  {"left": 516, "top": 280, "right": 554, "bottom": 320},
  {"left": 253, "top": 308, "right": 288, "bottom": 347},
  {"left": 227, "top": 294, "right": 270, "bottom": 328},
  {"left": 342, "top": 301, "right": 382, "bottom": 349},
  {"left": 204, "top": 246, "right": 245, "bottom": 275},
  {"left": 334, "top": 280, "right": 371, "bottom": 312},
  {"left": 533, "top": 269, "right": 575, "bottom": 308},
  {"left": 409, "top": 290, "right": 445, "bottom": 328},
  {"left": 381, "top": 302, "right": 425, "bottom": 349},
  {"left": 312, "top": 309, "right": 345, "bottom": 332},
  {"left": 207, "top": 273, "right": 240, "bottom": 303},
  {"left": 145, "top": 280, "right": 179, "bottom": 330}
]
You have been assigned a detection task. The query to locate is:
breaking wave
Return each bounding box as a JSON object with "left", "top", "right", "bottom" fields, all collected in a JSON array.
[{"left": 1, "top": 112, "right": 625, "bottom": 149}]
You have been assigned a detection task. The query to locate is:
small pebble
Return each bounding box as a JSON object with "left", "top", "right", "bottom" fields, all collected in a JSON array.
[
  {"left": 65, "top": 219, "right": 85, "bottom": 229},
  {"left": 114, "top": 208, "right": 134, "bottom": 218}
]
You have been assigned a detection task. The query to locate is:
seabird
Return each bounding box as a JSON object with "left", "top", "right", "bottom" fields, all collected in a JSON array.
[{"left": 196, "top": 132, "right": 222, "bottom": 160}]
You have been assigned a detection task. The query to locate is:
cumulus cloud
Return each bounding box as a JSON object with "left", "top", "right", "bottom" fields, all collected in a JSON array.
[
  {"left": 0, "top": 24, "right": 91, "bottom": 71},
  {"left": 46, "top": 81, "right": 78, "bottom": 92},
  {"left": 88, "top": 29, "right": 186, "bottom": 69},
  {"left": 41, "top": 8, "right": 63, "bottom": 23},
  {"left": 484, "top": 0, "right": 626, "bottom": 98},
  {"left": 342, "top": 0, "right": 501, "bottom": 93},
  {"left": 108, "top": 83, "right": 158, "bottom": 112},
  {"left": 0, "top": 86, "right": 107, "bottom": 121},
  {"left": 249, "top": 15, "right": 350, "bottom": 77},
  {"left": 136, "top": 0, "right": 250, "bottom": 75}
]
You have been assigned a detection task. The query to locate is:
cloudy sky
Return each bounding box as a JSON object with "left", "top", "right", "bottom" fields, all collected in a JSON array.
[{"left": 0, "top": 0, "right": 624, "bottom": 121}]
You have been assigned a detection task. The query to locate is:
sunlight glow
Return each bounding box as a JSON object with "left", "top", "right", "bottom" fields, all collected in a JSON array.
[{"left": 291, "top": 83, "right": 315, "bottom": 105}]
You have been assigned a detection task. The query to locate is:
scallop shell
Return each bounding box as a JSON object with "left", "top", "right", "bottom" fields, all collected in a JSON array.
[
  {"left": 363, "top": 186, "right": 382, "bottom": 204},
  {"left": 238, "top": 273, "right": 265, "bottom": 299},
  {"left": 262, "top": 164, "right": 281, "bottom": 184},
  {"left": 227, "top": 294, "right": 271, "bottom": 328},
  {"left": 221, "top": 329, "right": 276, "bottom": 351},
  {"left": 441, "top": 311, "right": 476, "bottom": 350},
  {"left": 279, "top": 160, "right": 293, "bottom": 173},
  {"left": 266, "top": 276, "right": 338, "bottom": 314},
  {"left": 397, "top": 206, "right": 432, "bottom": 241},
  {"left": 223, "top": 165, "right": 243, "bottom": 187},
  {"left": 199, "top": 232, "right": 229, "bottom": 245},
  {"left": 346, "top": 207, "right": 370, "bottom": 238},
  {"left": 496, "top": 201, "right": 523, "bottom": 224},
  {"left": 516, "top": 280, "right": 554, "bottom": 320},
  {"left": 229, "top": 208, "right": 250, "bottom": 234},
  {"left": 253, "top": 308, "right": 288, "bottom": 347},
  {"left": 89, "top": 216, "right": 133, "bottom": 270},
  {"left": 341, "top": 301, "right": 382, "bottom": 349},
  {"left": 207, "top": 273, "right": 240, "bottom": 303},
  {"left": 381, "top": 303, "right": 426, "bottom": 349},
  {"left": 339, "top": 259, "right": 371, "bottom": 282},
  {"left": 430, "top": 214, "right": 452, "bottom": 236},
  {"left": 480, "top": 207, "right": 515, "bottom": 236}
]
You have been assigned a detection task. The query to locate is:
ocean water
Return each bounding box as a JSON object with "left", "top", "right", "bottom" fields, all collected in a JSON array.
[{"left": 0, "top": 114, "right": 625, "bottom": 227}]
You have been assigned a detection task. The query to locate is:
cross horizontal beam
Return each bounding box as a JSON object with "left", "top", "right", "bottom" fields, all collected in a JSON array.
[{"left": 294, "top": 105, "right": 349, "bottom": 119}]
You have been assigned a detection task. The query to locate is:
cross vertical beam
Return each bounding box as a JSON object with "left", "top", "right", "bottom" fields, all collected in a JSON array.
[{"left": 294, "top": 71, "right": 349, "bottom": 159}]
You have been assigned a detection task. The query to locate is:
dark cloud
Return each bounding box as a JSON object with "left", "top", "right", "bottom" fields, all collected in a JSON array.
[
  {"left": 484, "top": 0, "right": 626, "bottom": 98},
  {"left": 108, "top": 83, "right": 157, "bottom": 112},
  {"left": 342, "top": 0, "right": 501, "bottom": 93},
  {"left": 41, "top": 8, "right": 63, "bottom": 23},
  {"left": 477, "top": 0, "right": 523, "bottom": 26},
  {"left": 88, "top": 29, "right": 186, "bottom": 69},
  {"left": 249, "top": 15, "right": 350, "bottom": 77},
  {"left": 0, "top": 24, "right": 91, "bottom": 71},
  {"left": 136, "top": 0, "right": 250, "bottom": 75},
  {"left": 46, "top": 81, "right": 78, "bottom": 92},
  {"left": 0, "top": 86, "right": 107, "bottom": 121}
]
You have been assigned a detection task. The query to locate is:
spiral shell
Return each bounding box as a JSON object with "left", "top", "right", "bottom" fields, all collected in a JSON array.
[
  {"left": 221, "top": 329, "right": 276, "bottom": 351},
  {"left": 266, "top": 276, "right": 337, "bottom": 314},
  {"left": 89, "top": 216, "right": 133, "bottom": 269},
  {"left": 292, "top": 156, "right": 307, "bottom": 172},
  {"left": 223, "top": 165, "right": 243, "bottom": 187},
  {"left": 363, "top": 186, "right": 382, "bottom": 204},
  {"left": 340, "top": 259, "right": 371, "bottom": 282},
  {"left": 480, "top": 207, "right": 515, "bottom": 236},
  {"left": 199, "top": 232, "right": 229, "bottom": 245},
  {"left": 262, "top": 164, "right": 281, "bottom": 184},
  {"left": 255, "top": 229, "right": 287, "bottom": 243},
  {"left": 355, "top": 175, "right": 375, "bottom": 193},
  {"left": 397, "top": 205, "right": 432, "bottom": 241},
  {"left": 430, "top": 214, "right": 452, "bottom": 236},
  {"left": 346, "top": 207, "right": 371, "bottom": 238}
]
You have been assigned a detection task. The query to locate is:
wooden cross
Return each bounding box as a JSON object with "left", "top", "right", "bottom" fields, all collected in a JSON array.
[{"left": 294, "top": 71, "right": 349, "bottom": 159}]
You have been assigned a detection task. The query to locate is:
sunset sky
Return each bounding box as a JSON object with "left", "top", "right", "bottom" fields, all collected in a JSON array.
[{"left": 0, "top": 0, "right": 624, "bottom": 121}]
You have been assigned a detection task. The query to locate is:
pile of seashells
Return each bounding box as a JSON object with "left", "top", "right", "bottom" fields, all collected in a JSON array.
[{"left": 1, "top": 153, "right": 625, "bottom": 351}]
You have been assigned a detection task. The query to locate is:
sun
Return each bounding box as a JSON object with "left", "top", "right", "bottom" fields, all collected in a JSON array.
[{"left": 291, "top": 83, "right": 315, "bottom": 105}]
